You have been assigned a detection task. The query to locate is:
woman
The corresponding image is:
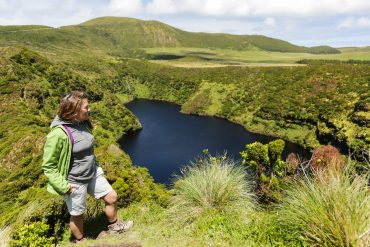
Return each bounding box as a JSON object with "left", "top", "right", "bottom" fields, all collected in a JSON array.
[{"left": 42, "top": 91, "right": 133, "bottom": 243}]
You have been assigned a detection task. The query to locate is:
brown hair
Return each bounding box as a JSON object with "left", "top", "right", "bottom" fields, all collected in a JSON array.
[{"left": 58, "top": 91, "right": 93, "bottom": 128}]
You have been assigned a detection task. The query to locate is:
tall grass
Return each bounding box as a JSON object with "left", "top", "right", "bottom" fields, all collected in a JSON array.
[
  {"left": 0, "top": 226, "right": 12, "bottom": 247},
  {"left": 278, "top": 166, "right": 370, "bottom": 246},
  {"left": 169, "top": 155, "right": 255, "bottom": 224}
]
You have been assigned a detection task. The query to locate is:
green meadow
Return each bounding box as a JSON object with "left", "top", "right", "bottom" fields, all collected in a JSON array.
[{"left": 143, "top": 47, "right": 370, "bottom": 67}]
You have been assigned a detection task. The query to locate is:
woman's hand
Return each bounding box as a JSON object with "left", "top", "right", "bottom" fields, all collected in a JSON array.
[{"left": 67, "top": 184, "right": 79, "bottom": 195}]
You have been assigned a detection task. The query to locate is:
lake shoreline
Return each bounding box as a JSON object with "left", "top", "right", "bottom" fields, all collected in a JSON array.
[
  {"left": 125, "top": 97, "right": 314, "bottom": 154},
  {"left": 121, "top": 98, "right": 312, "bottom": 184}
]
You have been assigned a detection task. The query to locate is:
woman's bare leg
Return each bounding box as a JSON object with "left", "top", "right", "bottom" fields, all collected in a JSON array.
[
  {"left": 102, "top": 190, "right": 118, "bottom": 222},
  {"left": 70, "top": 215, "right": 84, "bottom": 240}
]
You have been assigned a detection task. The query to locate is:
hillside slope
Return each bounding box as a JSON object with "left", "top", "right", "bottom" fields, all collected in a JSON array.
[
  {"left": 0, "top": 17, "right": 340, "bottom": 55},
  {"left": 78, "top": 17, "right": 340, "bottom": 53}
]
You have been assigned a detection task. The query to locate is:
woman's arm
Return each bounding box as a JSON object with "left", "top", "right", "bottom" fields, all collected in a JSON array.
[{"left": 42, "top": 130, "right": 70, "bottom": 195}]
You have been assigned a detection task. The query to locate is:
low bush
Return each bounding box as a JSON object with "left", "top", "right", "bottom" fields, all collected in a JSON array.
[
  {"left": 12, "top": 221, "right": 55, "bottom": 247},
  {"left": 240, "top": 139, "right": 288, "bottom": 202},
  {"left": 311, "top": 145, "right": 343, "bottom": 175},
  {"left": 169, "top": 154, "right": 255, "bottom": 224},
  {"left": 113, "top": 166, "right": 170, "bottom": 207}
]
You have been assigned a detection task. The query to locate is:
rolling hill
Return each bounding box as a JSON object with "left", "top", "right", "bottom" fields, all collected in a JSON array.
[{"left": 0, "top": 16, "right": 340, "bottom": 56}]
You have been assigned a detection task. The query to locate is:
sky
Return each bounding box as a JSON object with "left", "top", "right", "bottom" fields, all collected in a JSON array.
[{"left": 0, "top": 0, "right": 369, "bottom": 47}]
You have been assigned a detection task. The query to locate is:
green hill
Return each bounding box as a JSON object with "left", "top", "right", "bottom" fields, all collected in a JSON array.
[
  {"left": 0, "top": 16, "right": 340, "bottom": 55},
  {"left": 77, "top": 17, "right": 340, "bottom": 54}
]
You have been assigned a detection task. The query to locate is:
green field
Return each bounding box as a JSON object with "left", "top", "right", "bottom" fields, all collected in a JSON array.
[{"left": 143, "top": 47, "right": 370, "bottom": 67}]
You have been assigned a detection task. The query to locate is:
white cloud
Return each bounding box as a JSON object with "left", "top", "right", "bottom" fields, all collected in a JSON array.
[
  {"left": 1, "top": 0, "right": 370, "bottom": 24},
  {"left": 264, "top": 17, "right": 276, "bottom": 27},
  {"left": 144, "top": 0, "right": 370, "bottom": 18},
  {"left": 199, "top": 0, "right": 250, "bottom": 17},
  {"left": 105, "top": 0, "right": 144, "bottom": 16},
  {"left": 0, "top": 0, "right": 96, "bottom": 26},
  {"left": 338, "top": 17, "right": 370, "bottom": 28},
  {"left": 146, "top": 0, "right": 177, "bottom": 14},
  {"left": 167, "top": 17, "right": 277, "bottom": 36},
  {"left": 357, "top": 17, "right": 370, "bottom": 27},
  {"left": 0, "top": 0, "right": 14, "bottom": 13},
  {"left": 146, "top": 0, "right": 250, "bottom": 16}
]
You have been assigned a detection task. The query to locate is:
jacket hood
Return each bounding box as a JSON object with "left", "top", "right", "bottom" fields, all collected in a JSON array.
[{"left": 50, "top": 115, "right": 72, "bottom": 128}]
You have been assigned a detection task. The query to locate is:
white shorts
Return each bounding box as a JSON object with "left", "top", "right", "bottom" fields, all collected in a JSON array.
[{"left": 62, "top": 167, "right": 113, "bottom": 216}]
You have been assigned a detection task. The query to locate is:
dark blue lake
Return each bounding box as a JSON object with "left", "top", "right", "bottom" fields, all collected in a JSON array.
[{"left": 119, "top": 99, "right": 310, "bottom": 184}]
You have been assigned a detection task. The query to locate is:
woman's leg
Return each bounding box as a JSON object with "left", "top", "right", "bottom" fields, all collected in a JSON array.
[
  {"left": 102, "top": 190, "right": 118, "bottom": 222},
  {"left": 70, "top": 215, "right": 84, "bottom": 240},
  {"left": 89, "top": 172, "right": 133, "bottom": 232},
  {"left": 63, "top": 184, "right": 88, "bottom": 241},
  {"left": 101, "top": 190, "right": 133, "bottom": 233}
]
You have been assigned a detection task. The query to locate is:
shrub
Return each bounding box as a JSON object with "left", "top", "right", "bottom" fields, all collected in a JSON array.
[
  {"left": 268, "top": 139, "right": 285, "bottom": 165},
  {"left": 241, "top": 141, "right": 269, "bottom": 172},
  {"left": 112, "top": 166, "right": 170, "bottom": 207},
  {"left": 311, "top": 145, "right": 343, "bottom": 175},
  {"left": 286, "top": 153, "right": 300, "bottom": 175},
  {"left": 278, "top": 167, "right": 370, "bottom": 246},
  {"left": 12, "top": 221, "right": 55, "bottom": 247},
  {"left": 169, "top": 154, "right": 255, "bottom": 224},
  {"left": 241, "top": 139, "right": 287, "bottom": 202}
]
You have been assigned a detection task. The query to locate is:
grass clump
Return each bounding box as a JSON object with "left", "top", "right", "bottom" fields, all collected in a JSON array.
[
  {"left": 278, "top": 166, "right": 370, "bottom": 246},
  {"left": 169, "top": 154, "right": 255, "bottom": 224}
]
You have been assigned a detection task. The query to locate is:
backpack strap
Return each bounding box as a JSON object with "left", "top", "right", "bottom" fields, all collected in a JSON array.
[{"left": 62, "top": 124, "right": 74, "bottom": 147}]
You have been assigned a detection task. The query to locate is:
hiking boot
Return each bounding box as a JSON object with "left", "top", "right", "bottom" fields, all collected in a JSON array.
[
  {"left": 74, "top": 236, "right": 87, "bottom": 244},
  {"left": 108, "top": 220, "right": 134, "bottom": 234}
]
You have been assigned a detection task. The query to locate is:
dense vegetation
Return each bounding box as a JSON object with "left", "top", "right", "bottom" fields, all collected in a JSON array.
[
  {"left": 108, "top": 59, "right": 369, "bottom": 152},
  {"left": 0, "top": 17, "right": 369, "bottom": 246}
]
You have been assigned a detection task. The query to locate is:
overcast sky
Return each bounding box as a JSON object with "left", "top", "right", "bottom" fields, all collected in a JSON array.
[{"left": 0, "top": 0, "right": 369, "bottom": 47}]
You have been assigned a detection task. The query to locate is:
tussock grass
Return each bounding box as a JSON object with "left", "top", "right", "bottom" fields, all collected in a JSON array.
[
  {"left": 0, "top": 226, "right": 12, "bottom": 247},
  {"left": 169, "top": 155, "right": 255, "bottom": 224},
  {"left": 279, "top": 167, "right": 370, "bottom": 246}
]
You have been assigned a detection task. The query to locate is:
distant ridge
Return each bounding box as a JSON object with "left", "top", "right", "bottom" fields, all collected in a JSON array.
[
  {"left": 0, "top": 16, "right": 340, "bottom": 54},
  {"left": 77, "top": 17, "right": 340, "bottom": 54}
]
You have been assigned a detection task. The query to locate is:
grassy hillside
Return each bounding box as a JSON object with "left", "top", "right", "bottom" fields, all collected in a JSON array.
[
  {"left": 0, "top": 16, "right": 340, "bottom": 56},
  {"left": 76, "top": 17, "right": 341, "bottom": 54}
]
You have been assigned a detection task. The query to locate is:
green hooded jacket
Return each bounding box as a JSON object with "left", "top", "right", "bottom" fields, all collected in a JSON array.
[
  {"left": 42, "top": 125, "right": 72, "bottom": 195},
  {"left": 42, "top": 117, "right": 99, "bottom": 195}
]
